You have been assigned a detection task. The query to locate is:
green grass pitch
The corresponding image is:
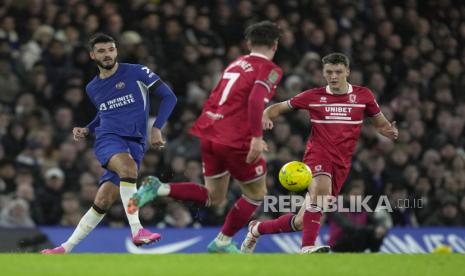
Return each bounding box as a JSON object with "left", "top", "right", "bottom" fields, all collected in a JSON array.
[{"left": 0, "top": 254, "right": 462, "bottom": 276}]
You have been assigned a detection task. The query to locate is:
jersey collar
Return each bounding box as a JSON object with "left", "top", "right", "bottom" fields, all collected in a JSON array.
[
  {"left": 249, "top": 52, "right": 270, "bottom": 60},
  {"left": 325, "top": 83, "right": 353, "bottom": 94}
]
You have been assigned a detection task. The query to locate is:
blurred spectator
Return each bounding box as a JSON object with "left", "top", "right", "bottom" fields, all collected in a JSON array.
[
  {"left": 387, "top": 184, "right": 418, "bottom": 226},
  {"left": 0, "top": 198, "right": 35, "bottom": 228},
  {"left": 60, "top": 192, "right": 83, "bottom": 226},
  {"left": 185, "top": 14, "right": 225, "bottom": 60},
  {"left": 0, "top": 159, "right": 16, "bottom": 194},
  {"left": 15, "top": 178, "right": 44, "bottom": 224},
  {"left": 18, "top": 25, "right": 55, "bottom": 71},
  {"left": 425, "top": 195, "right": 464, "bottom": 226},
  {"left": 36, "top": 167, "right": 65, "bottom": 224},
  {"left": 0, "top": 57, "right": 20, "bottom": 104},
  {"left": 328, "top": 178, "right": 386, "bottom": 252},
  {"left": 162, "top": 202, "right": 193, "bottom": 228}
]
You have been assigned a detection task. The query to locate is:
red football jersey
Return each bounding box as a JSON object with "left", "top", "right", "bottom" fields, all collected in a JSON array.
[
  {"left": 191, "top": 53, "right": 282, "bottom": 149},
  {"left": 288, "top": 84, "right": 381, "bottom": 167}
]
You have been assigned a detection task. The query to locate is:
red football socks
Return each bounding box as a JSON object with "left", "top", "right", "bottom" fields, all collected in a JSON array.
[
  {"left": 257, "top": 213, "right": 296, "bottom": 234},
  {"left": 301, "top": 204, "right": 322, "bottom": 247},
  {"left": 168, "top": 182, "right": 209, "bottom": 206},
  {"left": 221, "top": 196, "right": 261, "bottom": 236}
]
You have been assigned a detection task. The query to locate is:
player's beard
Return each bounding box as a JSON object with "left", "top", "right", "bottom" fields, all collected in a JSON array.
[{"left": 96, "top": 58, "right": 116, "bottom": 70}]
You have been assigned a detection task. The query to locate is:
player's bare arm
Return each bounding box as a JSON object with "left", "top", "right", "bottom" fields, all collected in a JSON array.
[
  {"left": 262, "top": 101, "right": 292, "bottom": 130},
  {"left": 370, "top": 113, "right": 398, "bottom": 140},
  {"left": 72, "top": 127, "right": 89, "bottom": 141},
  {"left": 246, "top": 137, "right": 269, "bottom": 164}
]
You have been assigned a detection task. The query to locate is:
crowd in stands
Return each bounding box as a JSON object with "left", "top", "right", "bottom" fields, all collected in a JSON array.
[{"left": 0, "top": 0, "right": 464, "bottom": 229}]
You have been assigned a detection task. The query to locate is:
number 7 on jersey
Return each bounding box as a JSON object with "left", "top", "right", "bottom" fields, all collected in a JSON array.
[{"left": 218, "top": 72, "right": 240, "bottom": 105}]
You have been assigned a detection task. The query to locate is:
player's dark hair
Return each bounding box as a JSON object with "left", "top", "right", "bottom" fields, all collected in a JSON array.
[
  {"left": 245, "top": 21, "right": 280, "bottom": 48},
  {"left": 88, "top": 33, "right": 116, "bottom": 50},
  {"left": 322, "top": 53, "right": 350, "bottom": 68}
]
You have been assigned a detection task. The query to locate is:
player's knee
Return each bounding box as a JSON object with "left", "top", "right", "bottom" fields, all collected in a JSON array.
[
  {"left": 116, "top": 163, "right": 138, "bottom": 179},
  {"left": 311, "top": 183, "right": 331, "bottom": 198},
  {"left": 242, "top": 182, "right": 267, "bottom": 202},
  {"left": 246, "top": 186, "right": 267, "bottom": 201},
  {"left": 258, "top": 185, "right": 268, "bottom": 198},
  {"left": 209, "top": 195, "right": 226, "bottom": 207},
  {"left": 93, "top": 196, "right": 114, "bottom": 211}
]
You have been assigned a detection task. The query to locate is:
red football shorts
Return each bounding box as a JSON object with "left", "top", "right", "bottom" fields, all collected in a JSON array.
[
  {"left": 303, "top": 157, "right": 351, "bottom": 196},
  {"left": 200, "top": 139, "right": 266, "bottom": 183}
]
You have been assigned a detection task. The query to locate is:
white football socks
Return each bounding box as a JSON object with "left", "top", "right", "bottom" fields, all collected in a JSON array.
[
  {"left": 120, "top": 182, "right": 143, "bottom": 236},
  {"left": 61, "top": 207, "right": 105, "bottom": 252},
  {"left": 251, "top": 222, "right": 261, "bottom": 237},
  {"left": 157, "top": 183, "right": 170, "bottom": 196},
  {"left": 215, "top": 232, "right": 232, "bottom": 246}
]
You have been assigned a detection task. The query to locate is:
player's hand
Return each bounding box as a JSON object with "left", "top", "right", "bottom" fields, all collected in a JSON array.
[
  {"left": 246, "top": 137, "right": 268, "bottom": 164},
  {"left": 262, "top": 115, "right": 274, "bottom": 130},
  {"left": 151, "top": 127, "right": 166, "bottom": 149},
  {"left": 380, "top": 121, "right": 398, "bottom": 140},
  {"left": 72, "top": 127, "right": 89, "bottom": 141}
]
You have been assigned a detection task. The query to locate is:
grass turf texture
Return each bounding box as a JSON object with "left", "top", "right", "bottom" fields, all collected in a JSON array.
[{"left": 0, "top": 254, "right": 462, "bottom": 276}]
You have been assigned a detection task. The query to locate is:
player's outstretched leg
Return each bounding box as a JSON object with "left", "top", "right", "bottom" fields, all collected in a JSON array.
[
  {"left": 128, "top": 176, "right": 210, "bottom": 214},
  {"left": 241, "top": 193, "right": 307, "bottom": 253},
  {"left": 41, "top": 205, "right": 105, "bottom": 254},
  {"left": 108, "top": 153, "right": 161, "bottom": 246},
  {"left": 241, "top": 185, "right": 309, "bottom": 253},
  {"left": 208, "top": 176, "right": 266, "bottom": 253},
  {"left": 300, "top": 175, "right": 332, "bottom": 254},
  {"left": 41, "top": 182, "right": 118, "bottom": 254},
  {"left": 241, "top": 213, "right": 299, "bottom": 253},
  {"left": 209, "top": 196, "right": 262, "bottom": 253}
]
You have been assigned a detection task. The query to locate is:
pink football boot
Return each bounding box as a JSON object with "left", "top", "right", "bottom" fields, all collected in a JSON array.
[
  {"left": 41, "top": 246, "right": 66, "bottom": 254},
  {"left": 132, "top": 228, "right": 161, "bottom": 246}
]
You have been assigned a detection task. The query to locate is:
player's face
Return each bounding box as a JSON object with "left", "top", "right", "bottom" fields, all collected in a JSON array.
[
  {"left": 323, "top": 63, "right": 350, "bottom": 91},
  {"left": 90, "top": 42, "right": 118, "bottom": 70}
]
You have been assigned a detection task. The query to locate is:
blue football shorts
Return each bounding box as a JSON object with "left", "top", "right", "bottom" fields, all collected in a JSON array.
[{"left": 94, "top": 133, "right": 145, "bottom": 186}]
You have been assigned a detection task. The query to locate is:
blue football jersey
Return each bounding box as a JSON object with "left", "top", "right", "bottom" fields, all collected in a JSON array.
[{"left": 86, "top": 63, "right": 160, "bottom": 142}]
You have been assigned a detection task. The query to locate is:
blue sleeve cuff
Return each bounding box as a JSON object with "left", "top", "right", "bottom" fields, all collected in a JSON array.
[{"left": 85, "top": 113, "right": 100, "bottom": 133}]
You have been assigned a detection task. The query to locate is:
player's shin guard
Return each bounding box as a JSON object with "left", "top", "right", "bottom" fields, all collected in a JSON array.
[
  {"left": 257, "top": 213, "right": 297, "bottom": 235},
  {"left": 220, "top": 195, "right": 262, "bottom": 237},
  {"left": 168, "top": 182, "right": 210, "bottom": 206},
  {"left": 61, "top": 204, "right": 106, "bottom": 252},
  {"left": 120, "top": 178, "right": 143, "bottom": 236},
  {"left": 301, "top": 204, "right": 322, "bottom": 247}
]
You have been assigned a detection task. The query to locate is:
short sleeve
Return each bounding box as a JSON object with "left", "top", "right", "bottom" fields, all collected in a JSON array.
[
  {"left": 255, "top": 64, "right": 282, "bottom": 94},
  {"left": 288, "top": 91, "right": 312, "bottom": 110},
  {"left": 365, "top": 89, "right": 381, "bottom": 117},
  {"left": 137, "top": 64, "right": 161, "bottom": 88}
]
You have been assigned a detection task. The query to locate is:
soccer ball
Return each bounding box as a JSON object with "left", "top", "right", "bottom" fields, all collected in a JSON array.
[{"left": 278, "top": 161, "right": 313, "bottom": 192}]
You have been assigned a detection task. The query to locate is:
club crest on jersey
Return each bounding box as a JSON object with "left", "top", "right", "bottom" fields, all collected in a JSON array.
[
  {"left": 115, "top": 81, "right": 125, "bottom": 90},
  {"left": 349, "top": 94, "right": 357, "bottom": 103},
  {"left": 314, "top": 165, "right": 322, "bottom": 172},
  {"left": 267, "top": 70, "right": 279, "bottom": 84}
]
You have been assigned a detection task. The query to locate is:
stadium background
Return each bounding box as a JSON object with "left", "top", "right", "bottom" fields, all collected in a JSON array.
[{"left": 0, "top": 0, "right": 464, "bottom": 252}]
